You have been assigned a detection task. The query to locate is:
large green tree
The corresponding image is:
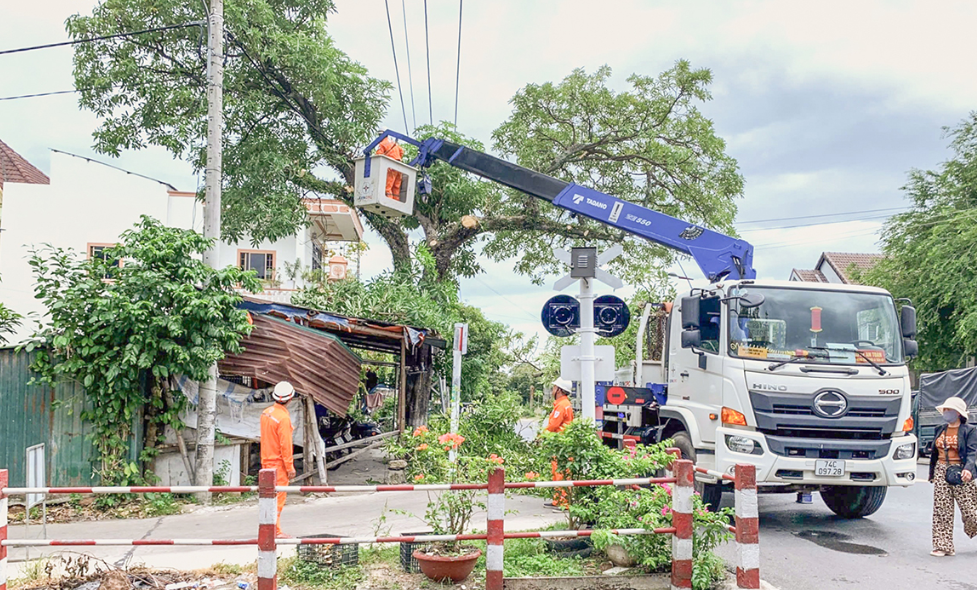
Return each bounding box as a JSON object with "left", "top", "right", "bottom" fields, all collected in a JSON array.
[
  {"left": 863, "top": 113, "right": 977, "bottom": 371},
  {"left": 401, "top": 64, "right": 743, "bottom": 285},
  {"left": 27, "top": 217, "right": 259, "bottom": 484},
  {"left": 68, "top": 0, "right": 389, "bottom": 245}
]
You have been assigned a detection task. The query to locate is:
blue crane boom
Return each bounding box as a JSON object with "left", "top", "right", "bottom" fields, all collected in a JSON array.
[{"left": 361, "top": 131, "right": 756, "bottom": 282}]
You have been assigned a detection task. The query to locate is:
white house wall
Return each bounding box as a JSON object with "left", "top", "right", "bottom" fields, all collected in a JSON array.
[{"left": 0, "top": 152, "right": 175, "bottom": 343}]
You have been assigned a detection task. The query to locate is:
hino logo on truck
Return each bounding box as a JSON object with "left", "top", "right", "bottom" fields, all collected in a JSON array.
[
  {"left": 813, "top": 390, "right": 848, "bottom": 418},
  {"left": 752, "top": 383, "right": 788, "bottom": 392}
]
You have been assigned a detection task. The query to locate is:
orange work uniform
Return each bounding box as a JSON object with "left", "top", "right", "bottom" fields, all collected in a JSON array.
[
  {"left": 375, "top": 137, "right": 405, "bottom": 200},
  {"left": 260, "top": 403, "right": 294, "bottom": 536},
  {"left": 546, "top": 395, "right": 574, "bottom": 508}
]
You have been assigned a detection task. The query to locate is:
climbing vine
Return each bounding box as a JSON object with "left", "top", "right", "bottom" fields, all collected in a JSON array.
[{"left": 26, "top": 216, "right": 261, "bottom": 484}]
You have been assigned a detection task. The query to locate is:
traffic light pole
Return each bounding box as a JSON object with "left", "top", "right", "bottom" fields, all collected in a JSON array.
[{"left": 578, "top": 277, "right": 596, "bottom": 422}]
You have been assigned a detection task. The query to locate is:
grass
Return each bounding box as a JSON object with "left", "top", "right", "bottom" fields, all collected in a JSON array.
[
  {"left": 358, "top": 545, "right": 399, "bottom": 567},
  {"left": 278, "top": 556, "right": 364, "bottom": 590},
  {"left": 9, "top": 558, "right": 51, "bottom": 589}
]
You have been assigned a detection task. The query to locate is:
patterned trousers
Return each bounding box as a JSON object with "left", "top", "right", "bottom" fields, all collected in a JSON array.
[{"left": 932, "top": 462, "right": 977, "bottom": 552}]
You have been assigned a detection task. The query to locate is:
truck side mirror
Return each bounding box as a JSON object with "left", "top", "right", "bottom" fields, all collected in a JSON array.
[
  {"left": 681, "top": 297, "right": 700, "bottom": 329},
  {"left": 681, "top": 329, "right": 701, "bottom": 349},
  {"left": 903, "top": 338, "right": 918, "bottom": 359},
  {"left": 900, "top": 305, "right": 917, "bottom": 338}
]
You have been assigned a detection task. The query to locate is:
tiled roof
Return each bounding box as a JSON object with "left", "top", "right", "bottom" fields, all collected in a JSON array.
[
  {"left": 821, "top": 252, "right": 883, "bottom": 284},
  {"left": 791, "top": 269, "right": 828, "bottom": 282},
  {"left": 0, "top": 139, "right": 49, "bottom": 188}
]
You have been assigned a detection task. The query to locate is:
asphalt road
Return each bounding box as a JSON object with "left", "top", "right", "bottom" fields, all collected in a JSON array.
[{"left": 715, "top": 460, "right": 977, "bottom": 590}]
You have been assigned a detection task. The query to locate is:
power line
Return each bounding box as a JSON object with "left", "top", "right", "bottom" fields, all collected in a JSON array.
[
  {"left": 471, "top": 276, "right": 539, "bottom": 323},
  {"left": 739, "top": 213, "right": 895, "bottom": 232},
  {"left": 0, "top": 22, "right": 204, "bottom": 56},
  {"left": 737, "top": 206, "right": 910, "bottom": 225},
  {"left": 400, "top": 0, "right": 417, "bottom": 132},
  {"left": 453, "top": 0, "right": 463, "bottom": 127},
  {"left": 383, "top": 0, "right": 410, "bottom": 133},
  {"left": 423, "top": 0, "right": 433, "bottom": 125},
  {"left": 0, "top": 89, "right": 79, "bottom": 101}
]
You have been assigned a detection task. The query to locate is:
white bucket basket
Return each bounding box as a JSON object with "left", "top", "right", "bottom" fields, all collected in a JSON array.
[{"left": 353, "top": 154, "right": 417, "bottom": 219}]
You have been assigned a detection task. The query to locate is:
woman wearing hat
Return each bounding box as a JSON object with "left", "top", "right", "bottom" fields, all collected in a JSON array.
[{"left": 928, "top": 396, "right": 977, "bottom": 556}]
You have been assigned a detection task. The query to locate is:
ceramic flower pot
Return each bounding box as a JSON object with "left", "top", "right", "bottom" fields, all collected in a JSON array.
[{"left": 412, "top": 548, "right": 482, "bottom": 583}]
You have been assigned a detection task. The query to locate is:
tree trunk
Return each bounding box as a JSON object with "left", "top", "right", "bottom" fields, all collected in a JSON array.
[{"left": 405, "top": 343, "right": 434, "bottom": 427}]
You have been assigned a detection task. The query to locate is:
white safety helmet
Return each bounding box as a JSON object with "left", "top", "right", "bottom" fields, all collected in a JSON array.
[
  {"left": 552, "top": 378, "right": 573, "bottom": 394},
  {"left": 273, "top": 381, "right": 296, "bottom": 403}
]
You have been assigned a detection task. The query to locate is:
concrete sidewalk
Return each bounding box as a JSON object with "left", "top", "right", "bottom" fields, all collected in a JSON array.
[{"left": 5, "top": 490, "right": 565, "bottom": 577}]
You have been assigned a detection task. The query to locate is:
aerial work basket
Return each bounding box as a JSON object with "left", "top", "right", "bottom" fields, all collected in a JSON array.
[{"left": 352, "top": 154, "right": 417, "bottom": 219}]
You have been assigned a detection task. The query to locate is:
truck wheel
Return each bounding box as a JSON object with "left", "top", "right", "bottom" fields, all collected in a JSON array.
[
  {"left": 820, "top": 485, "right": 887, "bottom": 518},
  {"left": 671, "top": 432, "right": 723, "bottom": 510}
]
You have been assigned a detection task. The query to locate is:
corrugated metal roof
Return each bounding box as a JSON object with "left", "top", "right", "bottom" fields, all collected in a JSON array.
[{"left": 219, "top": 314, "right": 362, "bottom": 417}]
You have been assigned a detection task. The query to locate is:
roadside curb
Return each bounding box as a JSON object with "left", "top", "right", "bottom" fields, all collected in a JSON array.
[{"left": 720, "top": 579, "right": 780, "bottom": 590}]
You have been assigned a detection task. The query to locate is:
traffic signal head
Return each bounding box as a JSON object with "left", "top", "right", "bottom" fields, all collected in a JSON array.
[{"left": 541, "top": 295, "right": 580, "bottom": 337}]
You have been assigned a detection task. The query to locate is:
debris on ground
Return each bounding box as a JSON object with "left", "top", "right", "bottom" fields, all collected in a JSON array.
[{"left": 10, "top": 555, "right": 258, "bottom": 590}]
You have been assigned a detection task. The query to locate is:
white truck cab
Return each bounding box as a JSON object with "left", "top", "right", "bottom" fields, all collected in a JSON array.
[{"left": 635, "top": 279, "right": 918, "bottom": 517}]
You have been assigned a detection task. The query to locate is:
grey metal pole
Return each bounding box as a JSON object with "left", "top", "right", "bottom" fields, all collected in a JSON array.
[{"left": 195, "top": 0, "right": 223, "bottom": 504}]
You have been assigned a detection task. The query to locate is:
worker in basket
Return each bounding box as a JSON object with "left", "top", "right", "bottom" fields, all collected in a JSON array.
[{"left": 375, "top": 135, "right": 405, "bottom": 202}]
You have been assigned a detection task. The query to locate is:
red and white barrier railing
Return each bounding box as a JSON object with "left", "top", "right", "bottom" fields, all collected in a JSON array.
[{"left": 0, "top": 459, "right": 760, "bottom": 590}]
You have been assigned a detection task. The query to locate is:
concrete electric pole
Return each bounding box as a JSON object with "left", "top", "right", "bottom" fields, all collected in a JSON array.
[{"left": 194, "top": 0, "right": 223, "bottom": 503}]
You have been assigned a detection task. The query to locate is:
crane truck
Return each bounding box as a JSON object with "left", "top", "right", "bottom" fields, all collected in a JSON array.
[{"left": 353, "top": 131, "right": 920, "bottom": 518}]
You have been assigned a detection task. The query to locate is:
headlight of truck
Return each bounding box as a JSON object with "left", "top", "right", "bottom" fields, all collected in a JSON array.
[
  {"left": 895, "top": 442, "right": 916, "bottom": 460},
  {"left": 725, "top": 435, "right": 763, "bottom": 455}
]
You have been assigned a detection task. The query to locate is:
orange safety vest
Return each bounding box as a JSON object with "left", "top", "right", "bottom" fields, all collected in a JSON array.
[
  {"left": 260, "top": 403, "right": 295, "bottom": 472},
  {"left": 375, "top": 136, "right": 404, "bottom": 160},
  {"left": 546, "top": 395, "right": 574, "bottom": 433}
]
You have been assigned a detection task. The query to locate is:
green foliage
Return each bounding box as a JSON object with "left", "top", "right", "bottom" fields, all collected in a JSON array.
[
  {"left": 66, "top": 0, "right": 389, "bottom": 245},
  {"left": 143, "top": 493, "right": 182, "bottom": 517},
  {"left": 488, "top": 62, "right": 743, "bottom": 286},
  {"left": 279, "top": 557, "right": 363, "bottom": 590},
  {"left": 536, "top": 420, "right": 672, "bottom": 529},
  {"left": 0, "top": 277, "right": 23, "bottom": 343},
  {"left": 293, "top": 250, "right": 516, "bottom": 401},
  {"left": 861, "top": 113, "right": 977, "bottom": 370},
  {"left": 500, "top": 538, "right": 586, "bottom": 578},
  {"left": 692, "top": 551, "right": 727, "bottom": 590},
  {"left": 26, "top": 216, "right": 259, "bottom": 484}
]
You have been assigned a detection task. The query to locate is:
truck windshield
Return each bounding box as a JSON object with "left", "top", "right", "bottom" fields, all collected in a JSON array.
[{"left": 727, "top": 286, "right": 904, "bottom": 365}]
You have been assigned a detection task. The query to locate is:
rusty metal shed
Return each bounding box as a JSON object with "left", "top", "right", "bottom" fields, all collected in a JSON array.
[
  {"left": 218, "top": 314, "right": 362, "bottom": 417},
  {"left": 233, "top": 298, "right": 446, "bottom": 429}
]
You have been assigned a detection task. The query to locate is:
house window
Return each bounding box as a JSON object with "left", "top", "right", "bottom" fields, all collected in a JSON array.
[
  {"left": 238, "top": 250, "right": 276, "bottom": 280},
  {"left": 87, "top": 243, "right": 122, "bottom": 279},
  {"left": 312, "top": 242, "right": 323, "bottom": 271}
]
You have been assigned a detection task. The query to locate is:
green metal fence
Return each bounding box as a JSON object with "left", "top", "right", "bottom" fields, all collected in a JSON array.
[{"left": 0, "top": 348, "right": 143, "bottom": 487}]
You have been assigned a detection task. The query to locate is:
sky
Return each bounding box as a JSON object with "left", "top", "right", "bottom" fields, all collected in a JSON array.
[{"left": 2, "top": 1, "right": 975, "bottom": 348}]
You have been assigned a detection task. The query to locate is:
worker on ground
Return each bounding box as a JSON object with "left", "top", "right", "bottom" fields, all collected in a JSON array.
[
  {"left": 543, "top": 378, "right": 575, "bottom": 509},
  {"left": 375, "top": 135, "right": 405, "bottom": 201},
  {"left": 261, "top": 381, "right": 297, "bottom": 538}
]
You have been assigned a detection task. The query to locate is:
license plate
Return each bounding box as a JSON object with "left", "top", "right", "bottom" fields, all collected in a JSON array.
[{"left": 815, "top": 459, "right": 845, "bottom": 477}]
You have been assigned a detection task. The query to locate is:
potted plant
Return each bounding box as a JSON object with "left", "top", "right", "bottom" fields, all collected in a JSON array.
[{"left": 389, "top": 425, "right": 502, "bottom": 583}]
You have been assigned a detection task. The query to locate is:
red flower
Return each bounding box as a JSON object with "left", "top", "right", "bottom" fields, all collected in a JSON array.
[
  {"left": 525, "top": 471, "right": 538, "bottom": 480},
  {"left": 488, "top": 454, "right": 504, "bottom": 465},
  {"left": 413, "top": 426, "right": 429, "bottom": 437},
  {"left": 416, "top": 443, "right": 429, "bottom": 451},
  {"left": 437, "top": 433, "right": 465, "bottom": 449},
  {"left": 414, "top": 474, "right": 425, "bottom": 482}
]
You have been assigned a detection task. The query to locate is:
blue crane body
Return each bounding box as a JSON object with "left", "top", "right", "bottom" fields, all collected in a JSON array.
[{"left": 361, "top": 131, "right": 755, "bottom": 282}]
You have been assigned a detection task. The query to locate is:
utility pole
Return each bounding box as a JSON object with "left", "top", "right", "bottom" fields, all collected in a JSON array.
[{"left": 194, "top": 0, "right": 223, "bottom": 504}]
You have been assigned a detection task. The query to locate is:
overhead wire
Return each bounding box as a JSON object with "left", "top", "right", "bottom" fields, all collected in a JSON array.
[
  {"left": 0, "top": 22, "right": 204, "bottom": 55},
  {"left": 737, "top": 206, "right": 910, "bottom": 225},
  {"left": 423, "top": 0, "right": 434, "bottom": 125},
  {"left": 739, "top": 213, "right": 896, "bottom": 232},
  {"left": 453, "top": 0, "right": 463, "bottom": 127},
  {"left": 383, "top": 0, "right": 410, "bottom": 133},
  {"left": 400, "top": 0, "right": 417, "bottom": 132}
]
